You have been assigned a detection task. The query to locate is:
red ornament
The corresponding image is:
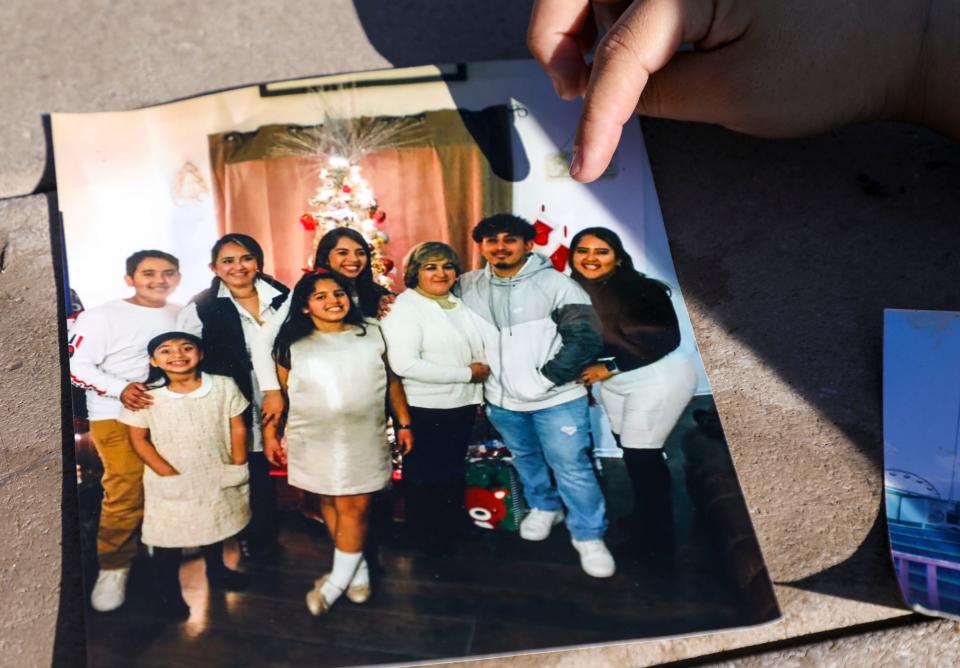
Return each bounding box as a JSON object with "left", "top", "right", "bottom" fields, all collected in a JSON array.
[
  {"left": 549, "top": 244, "right": 569, "bottom": 271},
  {"left": 380, "top": 257, "right": 395, "bottom": 274},
  {"left": 533, "top": 219, "right": 553, "bottom": 246},
  {"left": 299, "top": 213, "right": 318, "bottom": 231},
  {"left": 342, "top": 185, "right": 352, "bottom": 194},
  {"left": 369, "top": 209, "right": 387, "bottom": 224}
]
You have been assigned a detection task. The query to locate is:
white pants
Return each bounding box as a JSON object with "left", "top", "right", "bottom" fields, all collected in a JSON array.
[{"left": 598, "top": 349, "right": 698, "bottom": 449}]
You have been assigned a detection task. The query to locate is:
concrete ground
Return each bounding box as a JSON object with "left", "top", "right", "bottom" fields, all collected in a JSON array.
[{"left": 2, "top": 1, "right": 960, "bottom": 666}]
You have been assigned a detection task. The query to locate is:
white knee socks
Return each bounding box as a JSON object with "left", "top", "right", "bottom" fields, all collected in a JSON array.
[{"left": 322, "top": 549, "right": 363, "bottom": 604}]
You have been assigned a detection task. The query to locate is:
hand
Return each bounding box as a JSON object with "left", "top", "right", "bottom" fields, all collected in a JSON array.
[
  {"left": 263, "top": 435, "right": 287, "bottom": 467},
  {"left": 261, "top": 390, "right": 285, "bottom": 427},
  {"left": 579, "top": 363, "right": 614, "bottom": 386},
  {"left": 395, "top": 427, "right": 414, "bottom": 456},
  {"left": 528, "top": 0, "right": 931, "bottom": 182},
  {"left": 159, "top": 470, "right": 180, "bottom": 477},
  {"left": 120, "top": 382, "right": 152, "bottom": 410},
  {"left": 377, "top": 293, "right": 397, "bottom": 320},
  {"left": 469, "top": 362, "right": 491, "bottom": 383}
]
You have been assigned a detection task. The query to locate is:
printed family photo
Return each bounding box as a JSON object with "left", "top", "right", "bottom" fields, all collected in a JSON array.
[
  {"left": 885, "top": 309, "right": 960, "bottom": 619},
  {"left": 53, "top": 60, "right": 779, "bottom": 666}
]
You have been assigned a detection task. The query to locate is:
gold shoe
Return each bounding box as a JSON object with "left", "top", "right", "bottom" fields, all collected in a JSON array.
[
  {"left": 306, "top": 574, "right": 335, "bottom": 616},
  {"left": 345, "top": 581, "right": 371, "bottom": 604}
]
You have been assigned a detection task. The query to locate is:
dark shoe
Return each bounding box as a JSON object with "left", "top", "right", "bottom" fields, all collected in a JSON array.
[
  {"left": 207, "top": 568, "right": 251, "bottom": 591},
  {"left": 156, "top": 594, "right": 190, "bottom": 621}
]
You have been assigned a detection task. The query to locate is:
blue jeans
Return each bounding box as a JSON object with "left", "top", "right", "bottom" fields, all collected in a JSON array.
[{"left": 486, "top": 397, "right": 607, "bottom": 541}]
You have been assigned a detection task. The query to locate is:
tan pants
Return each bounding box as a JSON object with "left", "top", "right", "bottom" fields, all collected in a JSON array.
[{"left": 90, "top": 419, "right": 144, "bottom": 569}]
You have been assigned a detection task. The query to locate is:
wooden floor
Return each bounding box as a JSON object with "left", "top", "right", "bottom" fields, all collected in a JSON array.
[{"left": 82, "top": 399, "right": 776, "bottom": 667}]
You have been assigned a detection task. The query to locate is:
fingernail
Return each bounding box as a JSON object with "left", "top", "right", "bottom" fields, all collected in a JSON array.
[
  {"left": 569, "top": 147, "right": 582, "bottom": 178},
  {"left": 548, "top": 74, "right": 566, "bottom": 99}
]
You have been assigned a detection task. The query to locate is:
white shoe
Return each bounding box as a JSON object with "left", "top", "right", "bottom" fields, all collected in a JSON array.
[
  {"left": 572, "top": 539, "right": 616, "bottom": 578},
  {"left": 90, "top": 567, "right": 130, "bottom": 612},
  {"left": 519, "top": 508, "right": 564, "bottom": 541}
]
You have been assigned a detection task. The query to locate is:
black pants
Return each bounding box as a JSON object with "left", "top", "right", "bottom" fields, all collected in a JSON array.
[
  {"left": 404, "top": 405, "right": 478, "bottom": 485},
  {"left": 620, "top": 445, "right": 675, "bottom": 550},
  {"left": 402, "top": 405, "right": 477, "bottom": 546},
  {"left": 240, "top": 452, "right": 278, "bottom": 547},
  {"left": 153, "top": 542, "right": 226, "bottom": 601}
]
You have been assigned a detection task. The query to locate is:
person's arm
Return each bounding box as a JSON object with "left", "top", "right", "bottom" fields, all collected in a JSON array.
[
  {"left": 262, "top": 364, "right": 289, "bottom": 467},
  {"left": 380, "top": 306, "right": 473, "bottom": 385},
  {"left": 384, "top": 356, "right": 414, "bottom": 455},
  {"left": 127, "top": 426, "right": 178, "bottom": 476},
  {"left": 528, "top": 0, "right": 958, "bottom": 183},
  {"left": 229, "top": 414, "right": 248, "bottom": 465},
  {"left": 253, "top": 296, "right": 290, "bottom": 425},
  {"left": 69, "top": 309, "right": 152, "bottom": 409},
  {"left": 539, "top": 279, "right": 604, "bottom": 386},
  {"left": 223, "top": 380, "right": 250, "bottom": 465}
]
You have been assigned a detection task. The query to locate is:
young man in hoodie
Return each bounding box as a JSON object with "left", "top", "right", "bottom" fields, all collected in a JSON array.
[{"left": 457, "top": 214, "right": 615, "bottom": 577}]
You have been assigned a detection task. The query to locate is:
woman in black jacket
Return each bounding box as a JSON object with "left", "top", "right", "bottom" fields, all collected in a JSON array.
[
  {"left": 569, "top": 227, "right": 697, "bottom": 557},
  {"left": 178, "top": 233, "right": 290, "bottom": 560}
]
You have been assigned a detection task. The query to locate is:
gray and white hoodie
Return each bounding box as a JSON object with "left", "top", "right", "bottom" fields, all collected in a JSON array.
[{"left": 457, "top": 252, "right": 602, "bottom": 412}]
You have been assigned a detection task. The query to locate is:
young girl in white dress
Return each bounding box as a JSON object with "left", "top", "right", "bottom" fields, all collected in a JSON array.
[
  {"left": 262, "top": 270, "right": 414, "bottom": 616},
  {"left": 120, "top": 331, "right": 251, "bottom": 620}
]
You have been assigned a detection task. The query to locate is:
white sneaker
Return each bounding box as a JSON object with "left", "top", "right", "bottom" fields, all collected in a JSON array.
[
  {"left": 572, "top": 539, "right": 616, "bottom": 578},
  {"left": 90, "top": 567, "right": 130, "bottom": 612},
  {"left": 519, "top": 508, "right": 564, "bottom": 541}
]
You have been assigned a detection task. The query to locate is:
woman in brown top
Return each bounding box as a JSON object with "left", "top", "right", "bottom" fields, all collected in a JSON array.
[{"left": 569, "top": 226, "right": 698, "bottom": 559}]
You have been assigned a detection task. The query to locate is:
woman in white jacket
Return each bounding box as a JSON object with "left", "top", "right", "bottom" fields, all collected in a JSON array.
[{"left": 379, "top": 242, "right": 489, "bottom": 549}]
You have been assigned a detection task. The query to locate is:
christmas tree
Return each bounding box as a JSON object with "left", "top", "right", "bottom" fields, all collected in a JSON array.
[{"left": 298, "top": 155, "right": 394, "bottom": 288}]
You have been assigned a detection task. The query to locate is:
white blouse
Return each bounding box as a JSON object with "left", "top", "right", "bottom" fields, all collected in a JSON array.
[{"left": 177, "top": 278, "right": 286, "bottom": 452}]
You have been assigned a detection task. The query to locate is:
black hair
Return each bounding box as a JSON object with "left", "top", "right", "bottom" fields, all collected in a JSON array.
[
  {"left": 208, "top": 233, "right": 267, "bottom": 291},
  {"left": 144, "top": 331, "right": 204, "bottom": 388},
  {"left": 273, "top": 270, "right": 367, "bottom": 368},
  {"left": 471, "top": 213, "right": 536, "bottom": 244},
  {"left": 125, "top": 250, "right": 180, "bottom": 277},
  {"left": 568, "top": 226, "right": 672, "bottom": 295},
  {"left": 312, "top": 227, "right": 389, "bottom": 318}
]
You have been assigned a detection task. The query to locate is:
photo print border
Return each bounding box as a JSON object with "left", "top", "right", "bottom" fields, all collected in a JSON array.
[{"left": 53, "top": 60, "right": 779, "bottom": 667}]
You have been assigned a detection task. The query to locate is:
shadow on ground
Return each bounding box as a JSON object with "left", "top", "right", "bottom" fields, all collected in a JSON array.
[{"left": 641, "top": 119, "right": 960, "bottom": 608}]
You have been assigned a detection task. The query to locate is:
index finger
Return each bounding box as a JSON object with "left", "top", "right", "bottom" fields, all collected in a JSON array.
[
  {"left": 527, "top": 0, "right": 594, "bottom": 99},
  {"left": 573, "top": 0, "right": 711, "bottom": 182}
]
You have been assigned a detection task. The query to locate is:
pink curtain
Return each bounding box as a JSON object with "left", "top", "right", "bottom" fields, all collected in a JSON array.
[{"left": 208, "top": 109, "right": 513, "bottom": 290}]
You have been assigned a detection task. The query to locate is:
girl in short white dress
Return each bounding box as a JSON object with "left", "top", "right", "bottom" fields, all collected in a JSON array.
[
  {"left": 263, "top": 270, "right": 413, "bottom": 616},
  {"left": 120, "top": 331, "right": 251, "bottom": 620}
]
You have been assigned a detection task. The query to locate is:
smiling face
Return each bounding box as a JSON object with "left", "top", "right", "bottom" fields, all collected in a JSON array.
[
  {"left": 211, "top": 241, "right": 260, "bottom": 292},
  {"left": 304, "top": 278, "right": 352, "bottom": 327},
  {"left": 124, "top": 257, "right": 181, "bottom": 307},
  {"left": 572, "top": 234, "right": 618, "bottom": 280},
  {"left": 326, "top": 236, "right": 368, "bottom": 279},
  {"left": 417, "top": 258, "right": 458, "bottom": 297},
  {"left": 150, "top": 338, "right": 202, "bottom": 377},
  {"left": 479, "top": 232, "right": 534, "bottom": 277}
]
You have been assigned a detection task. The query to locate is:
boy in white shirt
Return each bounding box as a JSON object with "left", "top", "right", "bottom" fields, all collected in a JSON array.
[{"left": 69, "top": 250, "right": 182, "bottom": 611}]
